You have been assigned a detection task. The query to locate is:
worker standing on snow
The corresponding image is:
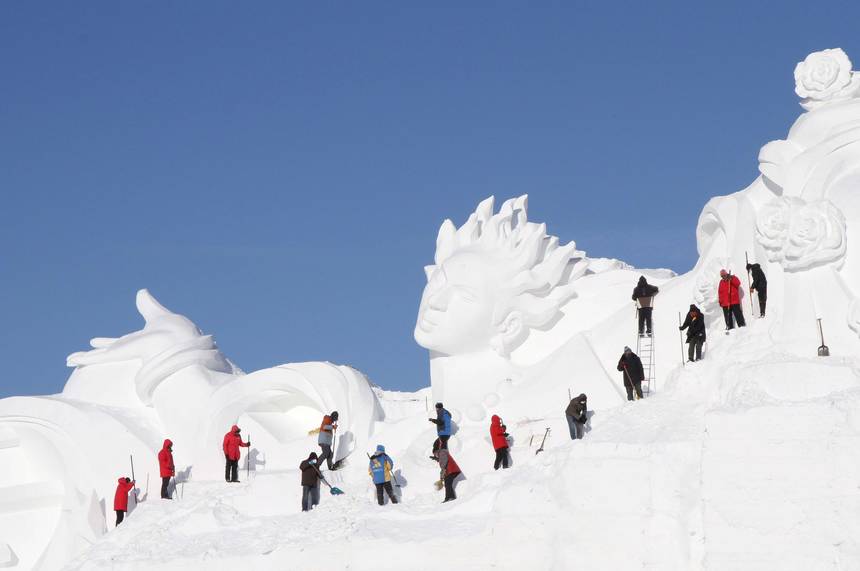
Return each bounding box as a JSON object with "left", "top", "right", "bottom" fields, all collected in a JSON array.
[
  {"left": 300, "top": 452, "right": 321, "bottom": 512},
  {"left": 718, "top": 269, "right": 746, "bottom": 330},
  {"left": 746, "top": 262, "right": 768, "bottom": 318},
  {"left": 368, "top": 444, "right": 398, "bottom": 506},
  {"left": 489, "top": 415, "right": 510, "bottom": 470},
  {"left": 617, "top": 347, "right": 645, "bottom": 401},
  {"left": 222, "top": 425, "right": 251, "bottom": 483},
  {"left": 565, "top": 393, "right": 588, "bottom": 440},
  {"left": 632, "top": 276, "right": 659, "bottom": 337},
  {"left": 113, "top": 477, "right": 135, "bottom": 526},
  {"left": 432, "top": 438, "right": 461, "bottom": 503},
  {"left": 679, "top": 304, "right": 706, "bottom": 362},
  {"left": 428, "top": 402, "right": 452, "bottom": 448},
  {"left": 158, "top": 438, "right": 175, "bottom": 499},
  {"left": 317, "top": 411, "right": 339, "bottom": 471}
]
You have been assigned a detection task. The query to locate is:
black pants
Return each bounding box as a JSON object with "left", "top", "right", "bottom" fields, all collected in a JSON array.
[
  {"left": 756, "top": 288, "right": 767, "bottom": 317},
  {"left": 438, "top": 435, "right": 450, "bottom": 449},
  {"left": 318, "top": 444, "right": 333, "bottom": 470},
  {"left": 443, "top": 473, "right": 457, "bottom": 501},
  {"left": 688, "top": 337, "right": 704, "bottom": 361},
  {"left": 301, "top": 484, "right": 320, "bottom": 511},
  {"left": 624, "top": 377, "right": 643, "bottom": 401},
  {"left": 115, "top": 510, "right": 125, "bottom": 526},
  {"left": 722, "top": 304, "right": 746, "bottom": 329},
  {"left": 566, "top": 415, "right": 585, "bottom": 440},
  {"left": 494, "top": 447, "right": 510, "bottom": 470},
  {"left": 637, "top": 307, "right": 653, "bottom": 335},
  {"left": 225, "top": 456, "right": 239, "bottom": 482},
  {"left": 375, "top": 481, "right": 398, "bottom": 505},
  {"left": 161, "top": 476, "right": 171, "bottom": 499}
]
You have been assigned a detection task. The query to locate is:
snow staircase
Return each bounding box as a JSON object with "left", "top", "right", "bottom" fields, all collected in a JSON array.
[{"left": 636, "top": 332, "right": 655, "bottom": 397}]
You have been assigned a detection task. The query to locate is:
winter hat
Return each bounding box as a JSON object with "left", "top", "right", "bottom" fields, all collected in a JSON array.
[
  {"left": 435, "top": 402, "right": 443, "bottom": 409},
  {"left": 309, "top": 452, "right": 318, "bottom": 460},
  {"left": 376, "top": 444, "right": 385, "bottom": 453},
  {"left": 720, "top": 269, "right": 728, "bottom": 278},
  {"left": 623, "top": 346, "right": 631, "bottom": 353}
]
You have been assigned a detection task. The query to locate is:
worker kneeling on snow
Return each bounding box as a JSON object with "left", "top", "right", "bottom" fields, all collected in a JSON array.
[{"left": 368, "top": 444, "right": 398, "bottom": 506}]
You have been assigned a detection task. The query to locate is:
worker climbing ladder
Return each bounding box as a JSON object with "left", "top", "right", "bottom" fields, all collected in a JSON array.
[{"left": 636, "top": 331, "right": 656, "bottom": 397}]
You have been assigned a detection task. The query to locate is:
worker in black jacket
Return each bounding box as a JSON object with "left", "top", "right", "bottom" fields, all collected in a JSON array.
[
  {"left": 679, "top": 304, "right": 706, "bottom": 362},
  {"left": 565, "top": 393, "right": 588, "bottom": 439},
  {"left": 299, "top": 452, "right": 321, "bottom": 512},
  {"left": 617, "top": 347, "right": 644, "bottom": 401},
  {"left": 631, "top": 276, "right": 659, "bottom": 336},
  {"left": 746, "top": 262, "right": 767, "bottom": 318}
]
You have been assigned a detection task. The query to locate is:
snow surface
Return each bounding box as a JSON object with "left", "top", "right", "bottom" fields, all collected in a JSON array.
[{"left": 63, "top": 319, "right": 860, "bottom": 570}]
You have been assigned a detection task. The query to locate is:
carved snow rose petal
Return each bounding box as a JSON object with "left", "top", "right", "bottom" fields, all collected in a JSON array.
[
  {"left": 794, "top": 48, "right": 860, "bottom": 110},
  {"left": 756, "top": 197, "right": 846, "bottom": 271}
]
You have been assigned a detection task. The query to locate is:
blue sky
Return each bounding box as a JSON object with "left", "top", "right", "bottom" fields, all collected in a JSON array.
[{"left": 1, "top": 2, "right": 858, "bottom": 397}]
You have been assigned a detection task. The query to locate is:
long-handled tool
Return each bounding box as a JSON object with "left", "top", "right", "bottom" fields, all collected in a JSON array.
[
  {"left": 678, "top": 311, "right": 686, "bottom": 366},
  {"left": 535, "top": 427, "right": 551, "bottom": 455},
  {"left": 817, "top": 318, "right": 830, "bottom": 357},
  {"left": 623, "top": 366, "right": 640, "bottom": 401},
  {"left": 129, "top": 454, "right": 139, "bottom": 506},
  {"left": 246, "top": 433, "right": 251, "bottom": 480},
  {"left": 745, "top": 252, "right": 755, "bottom": 317}
]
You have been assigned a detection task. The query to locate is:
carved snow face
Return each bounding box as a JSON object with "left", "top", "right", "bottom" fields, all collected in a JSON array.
[{"left": 415, "top": 252, "right": 499, "bottom": 355}]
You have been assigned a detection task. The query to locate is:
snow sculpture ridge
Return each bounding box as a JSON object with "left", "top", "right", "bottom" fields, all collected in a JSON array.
[
  {"left": 415, "top": 195, "right": 588, "bottom": 358},
  {"left": 66, "top": 289, "right": 236, "bottom": 404}
]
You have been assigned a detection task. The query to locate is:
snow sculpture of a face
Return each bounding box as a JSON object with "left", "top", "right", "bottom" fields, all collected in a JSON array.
[{"left": 415, "top": 195, "right": 587, "bottom": 359}]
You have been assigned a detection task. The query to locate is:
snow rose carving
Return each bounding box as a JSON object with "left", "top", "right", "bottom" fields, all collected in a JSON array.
[
  {"left": 756, "top": 197, "right": 846, "bottom": 271},
  {"left": 794, "top": 48, "right": 860, "bottom": 110}
]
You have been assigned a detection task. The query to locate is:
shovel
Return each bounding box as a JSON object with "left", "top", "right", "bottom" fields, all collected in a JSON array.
[
  {"left": 817, "top": 318, "right": 830, "bottom": 357},
  {"left": 535, "top": 427, "right": 550, "bottom": 455},
  {"left": 315, "top": 467, "right": 344, "bottom": 495}
]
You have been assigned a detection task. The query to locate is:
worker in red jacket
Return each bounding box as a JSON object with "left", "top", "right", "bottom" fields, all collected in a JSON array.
[
  {"left": 718, "top": 269, "right": 746, "bottom": 331},
  {"left": 158, "top": 439, "right": 175, "bottom": 499},
  {"left": 432, "top": 438, "right": 462, "bottom": 503},
  {"left": 222, "top": 425, "right": 250, "bottom": 483},
  {"left": 113, "top": 477, "right": 135, "bottom": 526},
  {"left": 489, "top": 415, "right": 510, "bottom": 470}
]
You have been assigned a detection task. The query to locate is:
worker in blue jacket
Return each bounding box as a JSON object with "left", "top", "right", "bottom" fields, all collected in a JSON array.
[
  {"left": 368, "top": 445, "right": 398, "bottom": 506},
  {"left": 428, "top": 402, "right": 452, "bottom": 448}
]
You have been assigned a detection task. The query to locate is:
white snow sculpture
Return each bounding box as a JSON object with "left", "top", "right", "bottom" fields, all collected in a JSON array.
[
  {"left": 794, "top": 48, "right": 860, "bottom": 111},
  {"left": 416, "top": 195, "right": 587, "bottom": 358},
  {"left": 415, "top": 195, "right": 637, "bottom": 419},
  {"left": 0, "top": 290, "right": 382, "bottom": 569},
  {"left": 690, "top": 47, "right": 860, "bottom": 351},
  {"left": 66, "top": 289, "right": 238, "bottom": 405}
]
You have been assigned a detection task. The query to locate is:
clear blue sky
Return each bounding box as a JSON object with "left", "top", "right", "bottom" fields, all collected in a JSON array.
[{"left": 1, "top": 2, "right": 857, "bottom": 397}]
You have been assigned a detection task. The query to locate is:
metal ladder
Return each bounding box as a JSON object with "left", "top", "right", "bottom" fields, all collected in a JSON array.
[{"left": 636, "top": 331, "right": 655, "bottom": 397}]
